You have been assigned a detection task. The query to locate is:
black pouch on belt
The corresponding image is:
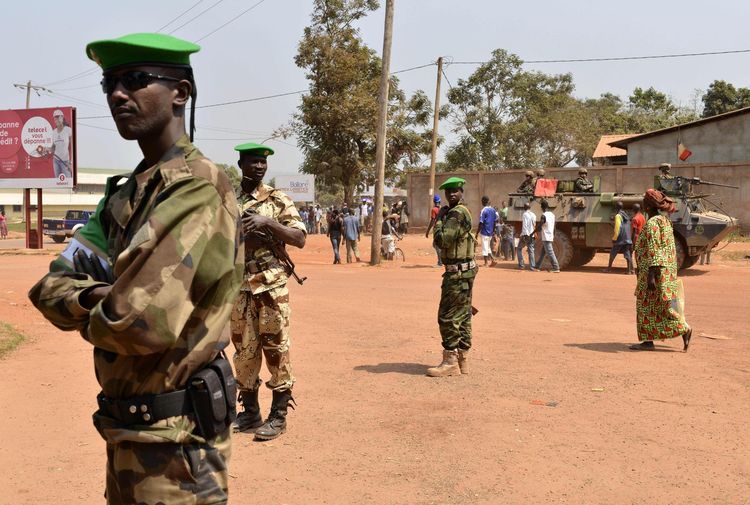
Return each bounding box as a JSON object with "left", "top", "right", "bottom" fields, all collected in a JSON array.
[{"left": 188, "top": 356, "right": 237, "bottom": 439}]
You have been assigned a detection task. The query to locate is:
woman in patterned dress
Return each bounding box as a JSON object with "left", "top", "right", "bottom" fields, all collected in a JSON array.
[{"left": 630, "top": 189, "right": 693, "bottom": 351}]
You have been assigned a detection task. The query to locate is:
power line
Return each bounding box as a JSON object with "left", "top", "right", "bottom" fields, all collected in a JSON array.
[
  {"left": 195, "top": 0, "right": 268, "bottom": 43},
  {"left": 168, "top": 0, "right": 226, "bottom": 35},
  {"left": 42, "top": 90, "right": 109, "bottom": 110},
  {"left": 196, "top": 89, "right": 308, "bottom": 109},
  {"left": 78, "top": 122, "right": 118, "bottom": 132},
  {"left": 441, "top": 68, "right": 453, "bottom": 90},
  {"left": 391, "top": 62, "right": 435, "bottom": 74},
  {"left": 156, "top": 0, "right": 205, "bottom": 32},
  {"left": 449, "top": 48, "right": 750, "bottom": 66}
]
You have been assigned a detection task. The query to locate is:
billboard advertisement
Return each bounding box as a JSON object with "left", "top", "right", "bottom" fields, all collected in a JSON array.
[
  {"left": 274, "top": 174, "right": 315, "bottom": 202},
  {"left": 0, "top": 106, "right": 76, "bottom": 189}
]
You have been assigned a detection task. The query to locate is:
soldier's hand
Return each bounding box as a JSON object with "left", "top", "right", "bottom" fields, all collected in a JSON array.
[
  {"left": 80, "top": 285, "right": 112, "bottom": 309},
  {"left": 73, "top": 249, "right": 113, "bottom": 283},
  {"left": 242, "top": 212, "right": 271, "bottom": 235}
]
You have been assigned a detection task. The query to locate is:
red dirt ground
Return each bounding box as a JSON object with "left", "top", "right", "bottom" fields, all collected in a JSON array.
[{"left": 1, "top": 234, "right": 748, "bottom": 505}]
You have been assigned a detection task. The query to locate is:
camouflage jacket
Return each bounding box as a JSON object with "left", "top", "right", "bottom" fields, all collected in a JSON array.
[
  {"left": 28, "top": 135, "right": 243, "bottom": 444},
  {"left": 434, "top": 201, "right": 476, "bottom": 263},
  {"left": 574, "top": 176, "right": 594, "bottom": 192},
  {"left": 239, "top": 183, "right": 306, "bottom": 295},
  {"left": 517, "top": 178, "right": 536, "bottom": 194}
]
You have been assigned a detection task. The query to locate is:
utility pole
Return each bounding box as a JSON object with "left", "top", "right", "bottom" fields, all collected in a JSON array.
[
  {"left": 370, "top": 0, "right": 394, "bottom": 266},
  {"left": 427, "top": 56, "right": 443, "bottom": 215},
  {"left": 13, "top": 81, "right": 49, "bottom": 249}
]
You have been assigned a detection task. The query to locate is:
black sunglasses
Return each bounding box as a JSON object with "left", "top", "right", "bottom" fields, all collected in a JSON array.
[{"left": 100, "top": 71, "right": 182, "bottom": 94}]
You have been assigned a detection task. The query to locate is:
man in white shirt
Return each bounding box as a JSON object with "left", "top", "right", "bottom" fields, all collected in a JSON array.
[
  {"left": 314, "top": 204, "right": 323, "bottom": 234},
  {"left": 534, "top": 199, "right": 560, "bottom": 272},
  {"left": 517, "top": 202, "right": 537, "bottom": 271},
  {"left": 48, "top": 109, "right": 73, "bottom": 179}
]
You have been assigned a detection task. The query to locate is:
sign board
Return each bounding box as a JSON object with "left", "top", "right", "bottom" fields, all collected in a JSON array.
[
  {"left": 274, "top": 174, "right": 315, "bottom": 202},
  {"left": 0, "top": 106, "right": 76, "bottom": 189}
]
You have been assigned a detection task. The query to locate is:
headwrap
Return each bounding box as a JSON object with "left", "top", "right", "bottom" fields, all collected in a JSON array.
[{"left": 643, "top": 189, "right": 676, "bottom": 213}]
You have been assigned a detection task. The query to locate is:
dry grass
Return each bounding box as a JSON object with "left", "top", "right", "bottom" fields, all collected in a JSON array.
[{"left": 0, "top": 322, "right": 26, "bottom": 359}]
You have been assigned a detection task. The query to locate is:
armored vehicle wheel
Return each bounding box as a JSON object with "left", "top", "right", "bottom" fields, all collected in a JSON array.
[
  {"left": 682, "top": 254, "right": 700, "bottom": 269},
  {"left": 535, "top": 231, "right": 574, "bottom": 270},
  {"left": 52, "top": 236, "right": 66, "bottom": 243},
  {"left": 569, "top": 247, "right": 596, "bottom": 267},
  {"left": 674, "top": 234, "right": 687, "bottom": 269}
]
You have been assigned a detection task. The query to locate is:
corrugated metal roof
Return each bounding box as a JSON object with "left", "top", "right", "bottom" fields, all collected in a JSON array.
[
  {"left": 592, "top": 134, "right": 635, "bottom": 158},
  {"left": 609, "top": 106, "right": 750, "bottom": 148}
]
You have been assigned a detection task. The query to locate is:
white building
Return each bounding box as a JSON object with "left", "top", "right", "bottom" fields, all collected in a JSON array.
[{"left": 0, "top": 167, "right": 130, "bottom": 221}]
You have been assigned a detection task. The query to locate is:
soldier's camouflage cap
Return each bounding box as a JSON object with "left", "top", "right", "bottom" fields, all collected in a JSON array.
[
  {"left": 439, "top": 176, "right": 466, "bottom": 190},
  {"left": 659, "top": 163, "right": 672, "bottom": 171},
  {"left": 578, "top": 168, "right": 588, "bottom": 174},
  {"left": 536, "top": 169, "right": 545, "bottom": 176},
  {"left": 86, "top": 33, "right": 200, "bottom": 71},
  {"left": 234, "top": 142, "right": 274, "bottom": 157},
  {"left": 524, "top": 170, "right": 534, "bottom": 177}
]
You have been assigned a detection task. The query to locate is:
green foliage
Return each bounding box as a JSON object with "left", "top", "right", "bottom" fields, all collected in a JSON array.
[
  {"left": 444, "top": 49, "right": 699, "bottom": 169},
  {"left": 701, "top": 80, "right": 750, "bottom": 118},
  {"left": 292, "top": 0, "right": 434, "bottom": 204},
  {"left": 445, "top": 49, "right": 580, "bottom": 170},
  {"left": 623, "top": 86, "right": 696, "bottom": 132}
]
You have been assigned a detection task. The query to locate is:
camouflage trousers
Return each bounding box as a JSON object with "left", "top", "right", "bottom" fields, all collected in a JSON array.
[
  {"left": 105, "top": 430, "right": 230, "bottom": 504},
  {"left": 437, "top": 269, "right": 477, "bottom": 350},
  {"left": 230, "top": 286, "right": 295, "bottom": 392}
]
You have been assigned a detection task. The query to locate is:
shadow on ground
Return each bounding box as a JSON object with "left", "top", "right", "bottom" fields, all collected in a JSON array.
[
  {"left": 354, "top": 362, "right": 429, "bottom": 375},
  {"left": 564, "top": 342, "right": 682, "bottom": 354}
]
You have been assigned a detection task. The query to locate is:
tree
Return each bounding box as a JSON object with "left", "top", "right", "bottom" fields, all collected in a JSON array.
[
  {"left": 293, "top": 0, "right": 434, "bottom": 204},
  {"left": 701, "top": 80, "right": 750, "bottom": 118},
  {"left": 444, "top": 49, "right": 582, "bottom": 170},
  {"left": 622, "top": 86, "right": 696, "bottom": 132}
]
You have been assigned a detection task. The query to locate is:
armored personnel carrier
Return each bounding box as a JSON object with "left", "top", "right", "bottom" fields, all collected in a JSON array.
[{"left": 505, "top": 177, "right": 739, "bottom": 270}]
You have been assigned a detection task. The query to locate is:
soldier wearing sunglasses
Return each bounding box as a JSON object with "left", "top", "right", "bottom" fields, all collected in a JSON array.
[{"left": 29, "top": 33, "right": 242, "bottom": 504}]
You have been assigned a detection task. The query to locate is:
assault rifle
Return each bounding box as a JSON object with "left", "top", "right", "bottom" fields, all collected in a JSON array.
[{"left": 242, "top": 209, "right": 307, "bottom": 285}]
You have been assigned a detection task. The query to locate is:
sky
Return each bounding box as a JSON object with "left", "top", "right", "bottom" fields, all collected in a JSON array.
[{"left": 3, "top": 0, "right": 750, "bottom": 178}]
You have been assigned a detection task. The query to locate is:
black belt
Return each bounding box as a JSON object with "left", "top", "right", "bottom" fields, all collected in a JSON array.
[{"left": 96, "top": 389, "right": 193, "bottom": 425}]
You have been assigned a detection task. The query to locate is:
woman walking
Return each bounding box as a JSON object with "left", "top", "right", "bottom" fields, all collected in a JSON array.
[
  {"left": 0, "top": 210, "right": 7, "bottom": 239},
  {"left": 327, "top": 209, "right": 343, "bottom": 264},
  {"left": 631, "top": 189, "right": 692, "bottom": 351}
]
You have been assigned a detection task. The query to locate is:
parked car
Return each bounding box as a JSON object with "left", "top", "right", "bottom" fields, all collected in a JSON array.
[{"left": 43, "top": 209, "right": 94, "bottom": 243}]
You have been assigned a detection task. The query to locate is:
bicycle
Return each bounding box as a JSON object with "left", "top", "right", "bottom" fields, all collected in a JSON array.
[{"left": 380, "top": 233, "right": 405, "bottom": 262}]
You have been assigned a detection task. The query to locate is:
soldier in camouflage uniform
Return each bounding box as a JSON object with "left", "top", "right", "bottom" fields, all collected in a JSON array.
[
  {"left": 517, "top": 170, "right": 536, "bottom": 194},
  {"left": 427, "top": 177, "right": 478, "bottom": 377},
  {"left": 574, "top": 167, "right": 594, "bottom": 192},
  {"left": 230, "top": 142, "right": 307, "bottom": 440},
  {"left": 28, "top": 33, "right": 242, "bottom": 504}
]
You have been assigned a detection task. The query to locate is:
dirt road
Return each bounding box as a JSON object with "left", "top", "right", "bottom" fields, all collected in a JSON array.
[{"left": 1, "top": 235, "right": 748, "bottom": 504}]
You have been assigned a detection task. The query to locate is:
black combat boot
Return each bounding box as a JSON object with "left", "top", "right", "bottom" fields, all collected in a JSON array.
[
  {"left": 254, "top": 389, "right": 295, "bottom": 441},
  {"left": 233, "top": 389, "right": 263, "bottom": 433}
]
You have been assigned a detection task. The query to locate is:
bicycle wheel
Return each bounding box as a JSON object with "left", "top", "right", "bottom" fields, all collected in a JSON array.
[{"left": 393, "top": 248, "right": 405, "bottom": 262}]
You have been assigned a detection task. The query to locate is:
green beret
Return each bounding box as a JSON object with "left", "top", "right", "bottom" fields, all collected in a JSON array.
[
  {"left": 86, "top": 33, "right": 200, "bottom": 71},
  {"left": 439, "top": 176, "right": 466, "bottom": 190},
  {"left": 234, "top": 142, "right": 274, "bottom": 157}
]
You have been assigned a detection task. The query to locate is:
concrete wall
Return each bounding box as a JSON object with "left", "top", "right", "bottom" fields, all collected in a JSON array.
[
  {"left": 408, "top": 163, "right": 749, "bottom": 231},
  {"left": 627, "top": 113, "right": 750, "bottom": 165}
]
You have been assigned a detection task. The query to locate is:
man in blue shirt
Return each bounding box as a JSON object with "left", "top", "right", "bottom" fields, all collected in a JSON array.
[
  {"left": 342, "top": 208, "right": 362, "bottom": 263},
  {"left": 477, "top": 195, "right": 498, "bottom": 266}
]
